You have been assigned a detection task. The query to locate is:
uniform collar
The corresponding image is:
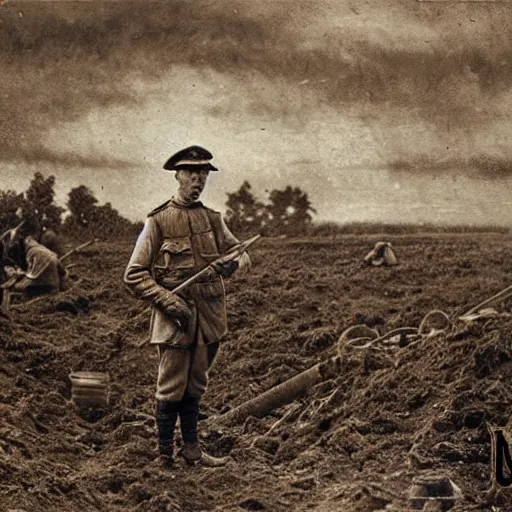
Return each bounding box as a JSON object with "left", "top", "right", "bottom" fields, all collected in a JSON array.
[
  {"left": 171, "top": 196, "right": 203, "bottom": 209},
  {"left": 24, "top": 237, "right": 39, "bottom": 249}
]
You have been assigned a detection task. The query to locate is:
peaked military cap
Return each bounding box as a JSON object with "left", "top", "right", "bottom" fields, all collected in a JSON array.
[{"left": 163, "top": 145, "right": 218, "bottom": 172}]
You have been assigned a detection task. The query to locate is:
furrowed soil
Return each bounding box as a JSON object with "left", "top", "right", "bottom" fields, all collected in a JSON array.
[{"left": 1, "top": 233, "right": 512, "bottom": 511}]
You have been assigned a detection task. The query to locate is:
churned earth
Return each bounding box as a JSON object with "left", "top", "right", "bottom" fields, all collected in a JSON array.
[{"left": 1, "top": 233, "right": 512, "bottom": 511}]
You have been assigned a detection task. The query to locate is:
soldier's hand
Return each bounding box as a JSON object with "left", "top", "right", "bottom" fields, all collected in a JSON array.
[
  {"left": 12, "top": 277, "right": 32, "bottom": 291},
  {"left": 1, "top": 266, "right": 25, "bottom": 289},
  {"left": 174, "top": 314, "right": 190, "bottom": 333},
  {"left": 211, "top": 259, "right": 239, "bottom": 278},
  {"left": 174, "top": 299, "right": 191, "bottom": 332},
  {"left": 160, "top": 291, "right": 192, "bottom": 331}
]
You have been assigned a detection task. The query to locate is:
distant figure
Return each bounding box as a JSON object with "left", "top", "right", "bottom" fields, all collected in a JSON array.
[
  {"left": 4, "top": 234, "right": 67, "bottom": 299},
  {"left": 364, "top": 241, "right": 398, "bottom": 267},
  {"left": 41, "top": 229, "right": 65, "bottom": 257},
  {"left": 124, "top": 145, "right": 251, "bottom": 469}
]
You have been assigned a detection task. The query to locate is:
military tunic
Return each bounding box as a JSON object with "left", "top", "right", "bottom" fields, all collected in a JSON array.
[
  {"left": 124, "top": 199, "right": 241, "bottom": 400},
  {"left": 13, "top": 237, "right": 66, "bottom": 297}
]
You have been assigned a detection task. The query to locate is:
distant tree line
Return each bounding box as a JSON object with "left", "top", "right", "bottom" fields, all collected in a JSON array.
[
  {"left": 2, "top": 173, "right": 502, "bottom": 245},
  {"left": 309, "top": 222, "right": 510, "bottom": 236},
  {"left": 224, "top": 181, "right": 510, "bottom": 237},
  {"left": 0, "top": 172, "right": 143, "bottom": 241},
  {"left": 224, "top": 181, "right": 316, "bottom": 237},
  {"left": 64, "top": 184, "right": 143, "bottom": 240},
  {"left": 0, "top": 173, "right": 318, "bottom": 244}
]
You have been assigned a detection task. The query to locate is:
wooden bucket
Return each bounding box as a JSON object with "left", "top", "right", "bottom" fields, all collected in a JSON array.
[
  {"left": 69, "top": 371, "right": 109, "bottom": 407},
  {"left": 408, "top": 473, "right": 461, "bottom": 510}
]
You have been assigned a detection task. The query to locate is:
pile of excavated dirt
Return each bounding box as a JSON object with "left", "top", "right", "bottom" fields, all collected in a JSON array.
[{"left": 1, "top": 234, "right": 511, "bottom": 511}]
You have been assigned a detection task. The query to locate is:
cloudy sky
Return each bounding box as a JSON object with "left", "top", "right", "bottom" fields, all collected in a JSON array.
[{"left": 1, "top": 0, "right": 512, "bottom": 225}]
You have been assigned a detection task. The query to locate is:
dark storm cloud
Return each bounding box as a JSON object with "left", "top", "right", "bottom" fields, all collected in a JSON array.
[
  {"left": 0, "top": 1, "right": 269, "bottom": 166},
  {"left": 21, "top": 146, "right": 133, "bottom": 170},
  {"left": 389, "top": 155, "right": 453, "bottom": 174},
  {"left": 389, "top": 154, "right": 512, "bottom": 180},
  {"left": 2, "top": 0, "right": 512, "bottom": 174},
  {"left": 468, "top": 155, "right": 512, "bottom": 180}
]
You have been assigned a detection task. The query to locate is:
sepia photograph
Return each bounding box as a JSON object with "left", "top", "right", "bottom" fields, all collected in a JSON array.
[{"left": 1, "top": 0, "right": 512, "bottom": 510}]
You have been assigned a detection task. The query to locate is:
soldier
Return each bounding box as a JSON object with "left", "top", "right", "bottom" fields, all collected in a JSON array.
[
  {"left": 124, "top": 145, "right": 251, "bottom": 468},
  {"left": 41, "top": 228, "right": 65, "bottom": 257},
  {"left": 2, "top": 232, "right": 67, "bottom": 299}
]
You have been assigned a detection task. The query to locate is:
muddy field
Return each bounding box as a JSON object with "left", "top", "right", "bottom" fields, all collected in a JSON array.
[{"left": 1, "top": 233, "right": 512, "bottom": 511}]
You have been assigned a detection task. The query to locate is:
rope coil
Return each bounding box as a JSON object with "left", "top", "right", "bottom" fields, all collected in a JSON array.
[{"left": 340, "top": 310, "right": 452, "bottom": 352}]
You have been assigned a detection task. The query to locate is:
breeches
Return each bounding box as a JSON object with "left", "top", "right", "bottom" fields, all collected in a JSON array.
[{"left": 155, "top": 328, "right": 219, "bottom": 402}]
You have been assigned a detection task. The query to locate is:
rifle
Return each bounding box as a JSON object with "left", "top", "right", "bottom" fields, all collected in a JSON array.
[
  {"left": 59, "top": 238, "right": 98, "bottom": 263},
  {"left": 0, "top": 220, "right": 25, "bottom": 244},
  {"left": 171, "top": 234, "right": 261, "bottom": 294},
  {"left": 136, "top": 234, "right": 261, "bottom": 348}
]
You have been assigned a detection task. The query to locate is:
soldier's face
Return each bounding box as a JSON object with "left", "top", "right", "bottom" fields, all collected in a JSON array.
[{"left": 176, "top": 170, "right": 209, "bottom": 201}]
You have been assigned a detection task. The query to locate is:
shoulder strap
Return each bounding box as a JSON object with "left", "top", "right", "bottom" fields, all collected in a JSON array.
[{"left": 147, "top": 199, "right": 173, "bottom": 217}]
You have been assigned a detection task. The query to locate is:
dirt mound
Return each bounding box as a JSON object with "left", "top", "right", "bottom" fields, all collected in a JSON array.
[{"left": 1, "top": 235, "right": 512, "bottom": 511}]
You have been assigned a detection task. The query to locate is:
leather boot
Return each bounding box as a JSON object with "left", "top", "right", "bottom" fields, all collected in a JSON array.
[
  {"left": 156, "top": 400, "right": 179, "bottom": 469},
  {"left": 177, "top": 393, "right": 228, "bottom": 467},
  {"left": 179, "top": 442, "right": 229, "bottom": 467},
  {"left": 178, "top": 392, "right": 200, "bottom": 454}
]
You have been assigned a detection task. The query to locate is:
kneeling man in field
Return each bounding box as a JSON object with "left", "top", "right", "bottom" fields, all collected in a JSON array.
[
  {"left": 124, "top": 145, "right": 251, "bottom": 468},
  {"left": 2, "top": 231, "right": 67, "bottom": 300}
]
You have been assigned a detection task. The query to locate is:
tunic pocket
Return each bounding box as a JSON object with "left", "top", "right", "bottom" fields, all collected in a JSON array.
[
  {"left": 194, "top": 232, "right": 220, "bottom": 261},
  {"left": 194, "top": 280, "right": 224, "bottom": 300},
  {"left": 155, "top": 238, "right": 195, "bottom": 271}
]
